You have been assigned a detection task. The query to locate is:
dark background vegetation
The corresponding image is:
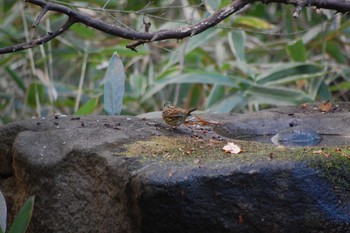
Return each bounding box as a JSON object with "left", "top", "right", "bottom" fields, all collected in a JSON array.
[{"left": 1, "top": 0, "right": 350, "bottom": 124}]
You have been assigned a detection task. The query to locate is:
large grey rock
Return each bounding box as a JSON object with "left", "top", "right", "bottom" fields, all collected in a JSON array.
[
  {"left": 213, "top": 102, "right": 350, "bottom": 137},
  {"left": 1, "top": 104, "right": 350, "bottom": 232}
]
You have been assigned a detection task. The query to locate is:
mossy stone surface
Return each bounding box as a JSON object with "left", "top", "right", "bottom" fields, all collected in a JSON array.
[{"left": 0, "top": 104, "right": 350, "bottom": 232}]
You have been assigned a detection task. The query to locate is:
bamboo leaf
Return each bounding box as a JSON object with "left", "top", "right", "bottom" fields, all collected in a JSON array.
[
  {"left": 8, "top": 196, "right": 35, "bottom": 233},
  {"left": 164, "top": 28, "right": 221, "bottom": 70},
  {"left": 326, "top": 42, "right": 347, "bottom": 64},
  {"left": 287, "top": 39, "right": 307, "bottom": 62},
  {"left": 207, "top": 94, "right": 246, "bottom": 113},
  {"left": 0, "top": 191, "right": 6, "bottom": 233},
  {"left": 228, "top": 30, "right": 246, "bottom": 61},
  {"left": 234, "top": 16, "right": 274, "bottom": 30},
  {"left": 103, "top": 52, "right": 126, "bottom": 115},
  {"left": 157, "top": 72, "right": 242, "bottom": 87},
  {"left": 256, "top": 63, "right": 323, "bottom": 85},
  {"left": 142, "top": 70, "right": 250, "bottom": 102},
  {"left": 5, "top": 66, "right": 26, "bottom": 92},
  {"left": 317, "top": 81, "right": 333, "bottom": 101},
  {"left": 26, "top": 82, "right": 45, "bottom": 107},
  {"left": 75, "top": 97, "right": 99, "bottom": 115},
  {"left": 70, "top": 24, "right": 96, "bottom": 39},
  {"left": 246, "top": 85, "right": 311, "bottom": 105},
  {"left": 206, "top": 85, "right": 226, "bottom": 109}
]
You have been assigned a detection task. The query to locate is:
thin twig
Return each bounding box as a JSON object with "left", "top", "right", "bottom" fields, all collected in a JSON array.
[
  {"left": 0, "top": 17, "right": 76, "bottom": 54},
  {"left": 32, "top": 6, "right": 49, "bottom": 28}
]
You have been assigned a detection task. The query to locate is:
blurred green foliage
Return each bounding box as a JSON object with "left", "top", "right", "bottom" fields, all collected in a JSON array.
[
  {"left": 1, "top": 0, "right": 350, "bottom": 124},
  {"left": 0, "top": 190, "right": 35, "bottom": 233}
]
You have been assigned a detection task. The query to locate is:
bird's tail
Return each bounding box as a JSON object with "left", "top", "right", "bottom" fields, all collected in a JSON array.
[{"left": 187, "top": 108, "right": 197, "bottom": 116}]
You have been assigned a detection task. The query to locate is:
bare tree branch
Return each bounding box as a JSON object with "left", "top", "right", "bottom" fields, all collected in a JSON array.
[
  {"left": 1, "top": 0, "right": 350, "bottom": 54},
  {"left": 266, "top": 0, "right": 350, "bottom": 13},
  {"left": 0, "top": 17, "right": 76, "bottom": 54}
]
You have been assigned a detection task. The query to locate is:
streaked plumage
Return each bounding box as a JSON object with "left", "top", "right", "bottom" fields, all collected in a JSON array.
[{"left": 162, "top": 103, "right": 196, "bottom": 127}]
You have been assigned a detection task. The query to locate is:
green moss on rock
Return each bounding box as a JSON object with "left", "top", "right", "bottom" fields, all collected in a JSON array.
[{"left": 121, "top": 136, "right": 350, "bottom": 192}]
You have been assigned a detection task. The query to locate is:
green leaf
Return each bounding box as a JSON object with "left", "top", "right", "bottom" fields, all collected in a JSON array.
[
  {"left": 219, "top": 0, "right": 232, "bottom": 8},
  {"left": 256, "top": 63, "right": 323, "bottom": 85},
  {"left": 26, "top": 82, "right": 45, "bottom": 108},
  {"left": 90, "top": 43, "right": 149, "bottom": 57},
  {"left": 127, "top": 74, "right": 147, "bottom": 98},
  {"left": 308, "top": 75, "right": 325, "bottom": 100},
  {"left": 164, "top": 28, "right": 221, "bottom": 70},
  {"left": 301, "top": 25, "right": 324, "bottom": 44},
  {"left": 141, "top": 70, "right": 246, "bottom": 103},
  {"left": 0, "top": 53, "right": 14, "bottom": 67},
  {"left": 141, "top": 83, "right": 167, "bottom": 103},
  {"left": 246, "top": 85, "right": 311, "bottom": 105},
  {"left": 228, "top": 30, "right": 246, "bottom": 61},
  {"left": 103, "top": 52, "right": 126, "bottom": 115},
  {"left": 8, "top": 196, "right": 35, "bottom": 233},
  {"left": 317, "top": 81, "right": 333, "bottom": 101},
  {"left": 70, "top": 24, "right": 96, "bottom": 39},
  {"left": 141, "top": 68, "right": 178, "bottom": 102},
  {"left": 188, "top": 84, "right": 202, "bottom": 107},
  {"left": 75, "top": 97, "right": 99, "bottom": 115},
  {"left": 234, "top": 16, "right": 274, "bottom": 30},
  {"left": 0, "top": 191, "right": 6, "bottom": 233},
  {"left": 286, "top": 39, "right": 307, "bottom": 62},
  {"left": 284, "top": 6, "right": 295, "bottom": 35},
  {"left": 5, "top": 66, "right": 26, "bottom": 92},
  {"left": 3, "top": 0, "right": 17, "bottom": 13},
  {"left": 330, "top": 80, "right": 350, "bottom": 92},
  {"left": 206, "top": 0, "right": 220, "bottom": 10},
  {"left": 0, "top": 94, "right": 10, "bottom": 111},
  {"left": 326, "top": 42, "right": 347, "bottom": 64},
  {"left": 206, "top": 85, "right": 226, "bottom": 109},
  {"left": 207, "top": 94, "right": 246, "bottom": 113},
  {"left": 157, "top": 72, "right": 241, "bottom": 87}
]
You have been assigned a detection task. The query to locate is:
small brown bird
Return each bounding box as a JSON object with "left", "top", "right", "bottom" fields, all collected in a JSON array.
[{"left": 162, "top": 102, "right": 196, "bottom": 127}]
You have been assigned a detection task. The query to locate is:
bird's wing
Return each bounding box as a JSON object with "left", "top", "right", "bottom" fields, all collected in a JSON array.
[{"left": 167, "top": 110, "right": 184, "bottom": 118}]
